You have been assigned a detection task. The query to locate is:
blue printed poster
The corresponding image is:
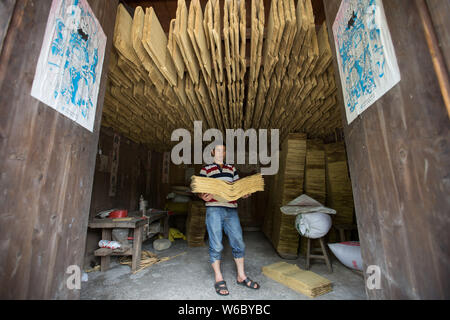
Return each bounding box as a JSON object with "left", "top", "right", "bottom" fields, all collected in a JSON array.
[
  {"left": 333, "top": 0, "right": 401, "bottom": 124},
  {"left": 31, "top": 0, "right": 106, "bottom": 132}
]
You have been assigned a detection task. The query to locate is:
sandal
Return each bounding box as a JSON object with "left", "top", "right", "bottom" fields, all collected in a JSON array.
[
  {"left": 214, "top": 280, "right": 229, "bottom": 296},
  {"left": 237, "top": 277, "right": 260, "bottom": 290}
]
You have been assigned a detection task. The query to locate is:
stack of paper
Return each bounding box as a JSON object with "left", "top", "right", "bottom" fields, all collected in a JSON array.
[
  {"left": 186, "top": 201, "right": 207, "bottom": 247},
  {"left": 190, "top": 173, "right": 264, "bottom": 201},
  {"left": 262, "top": 261, "right": 333, "bottom": 298}
]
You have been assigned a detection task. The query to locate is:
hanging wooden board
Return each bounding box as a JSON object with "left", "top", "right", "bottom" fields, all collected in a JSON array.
[
  {"left": 168, "top": 18, "right": 186, "bottom": 79},
  {"left": 142, "top": 7, "right": 177, "bottom": 87},
  {"left": 174, "top": 0, "right": 200, "bottom": 84}
]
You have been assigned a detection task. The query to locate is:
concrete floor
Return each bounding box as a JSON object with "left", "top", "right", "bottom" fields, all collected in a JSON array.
[{"left": 80, "top": 231, "right": 367, "bottom": 300}]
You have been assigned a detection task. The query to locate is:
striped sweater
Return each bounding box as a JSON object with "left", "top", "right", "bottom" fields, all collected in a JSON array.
[{"left": 199, "top": 163, "right": 240, "bottom": 208}]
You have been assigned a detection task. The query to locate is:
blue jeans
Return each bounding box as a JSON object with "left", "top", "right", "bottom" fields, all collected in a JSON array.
[{"left": 205, "top": 207, "right": 245, "bottom": 264}]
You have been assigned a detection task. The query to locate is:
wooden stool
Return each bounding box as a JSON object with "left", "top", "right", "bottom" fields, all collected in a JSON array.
[{"left": 305, "top": 237, "right": 333, "bottom": 273}]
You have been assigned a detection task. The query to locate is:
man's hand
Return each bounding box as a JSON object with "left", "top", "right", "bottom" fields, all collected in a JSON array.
[
  {"left": 242, "top": 194, "right": 251, "bottom": 199},
  {"left": 199, "top": 193, "right": 214, "bottom": 201}
]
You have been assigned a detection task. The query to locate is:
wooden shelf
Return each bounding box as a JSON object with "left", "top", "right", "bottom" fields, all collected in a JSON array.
[{"left": 94, "top": 247, "right": 133, "bottom": 256}]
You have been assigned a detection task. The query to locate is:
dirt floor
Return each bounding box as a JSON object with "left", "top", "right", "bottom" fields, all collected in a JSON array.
[{"left": 80, "top": 231, "right": 367, "bottom": 300}]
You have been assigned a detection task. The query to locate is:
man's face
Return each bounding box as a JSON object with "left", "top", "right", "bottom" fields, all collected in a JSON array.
[{"left": 214, "top": 145, "right": 226, "bottom": 163}]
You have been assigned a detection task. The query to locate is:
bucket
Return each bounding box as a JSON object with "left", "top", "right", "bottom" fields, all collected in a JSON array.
[{"left": 109, "top": 210, "right": 128, "bottom": 218}]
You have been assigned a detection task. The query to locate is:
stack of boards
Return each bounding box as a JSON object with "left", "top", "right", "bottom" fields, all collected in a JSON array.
[
  {"left": 300, "top": 139, "right": 327, "bottom": 255},
  {"left": 304, "top": 140, "right": 326, "bottom": 205},
  {"left": 263, "top": 135, "right": 354, "bottom": 257},
  {"left": 186, "top": 201, "right": 207, "bottom": 247},
  {"left": 264, "top": 133, "right": 307, "bottom": 259},
  {"left": 190, "top": 173, "right": 264, "bottom": 201},
  {"left": 262, "top": 262, "right": 332, "bottom": 298},
  {"left": 102, "top": 0, "right": 340, "bottom": 151},
  {"left": 324, "top": 142, "right": 355, "bottom": 241}
]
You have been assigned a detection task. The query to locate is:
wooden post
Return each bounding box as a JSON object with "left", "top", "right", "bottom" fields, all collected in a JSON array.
[
  {"left": 415, "top": 0, "right": 450, "bottom": 118},
  {"left": 100, "top": 229, "right": 112, "bottom": 272},
  {"left": 131, "top": 225, "right": 143, "bottom": 272},
  {"left": 100, "top": 229, "right": 111, "bottom": 272}
]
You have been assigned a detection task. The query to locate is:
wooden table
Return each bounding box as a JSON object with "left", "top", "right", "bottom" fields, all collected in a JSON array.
[
  {"left": 89, "top": 217, "right": 147, "bottom": 272},
  {"left": 88, "top": 210, "right": 170, "bottom": 272},
  {"left": 136, "top": 209, "right": 170, "bottom": 241}
]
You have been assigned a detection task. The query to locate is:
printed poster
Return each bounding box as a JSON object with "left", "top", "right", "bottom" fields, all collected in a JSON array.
[
  {"left": 31, "top": 0, "right": 107, "bottom": 132},
  {"left": 333, "top": 0, "right": 401, "bottom": 124}
]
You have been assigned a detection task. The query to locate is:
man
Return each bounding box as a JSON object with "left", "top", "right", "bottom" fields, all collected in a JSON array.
[{"left": 198, "top": 144, "right": 260, "bottom": 296}]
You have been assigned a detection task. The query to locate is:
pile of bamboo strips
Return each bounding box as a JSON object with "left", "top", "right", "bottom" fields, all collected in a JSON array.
[
  {"left": 324, "top": 142, "right": 355, "bottom": 241},
  {"left": 299, "top": 139, "right": 327, "bottom": 255},
  {"left": 190, "top": 173, "right": 264, "bottom": 201},
  {"left": 262, "top": 261, "right": 332, "bottom": 298},
  {"left": 244, "top": 0, "right": 264, "bottom": 130},
  {"left": 102, "top": 1, "right": 342, "bottom": 151},
  {"left": 265, "top": 133, "right": 307, "bottom": 259},
  {"left": 304, "top": 139, "right": 326, "bottom": 205},
  {"left": 119, "top": 250, "right": 186, "bottom": 274},
  {"left": 263, "top": 138, "right": 355, "bottom": 256},
  {"left": 186, "top": 201, "right": 207, "bottom": 247}
]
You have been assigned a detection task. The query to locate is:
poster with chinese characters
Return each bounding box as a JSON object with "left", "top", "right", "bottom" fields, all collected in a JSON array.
[
  {"left": 333, "top": 0, "right": 401, "bottom": 124},
  {"left": 31, "top": 0, "right": 106, "bottom": 132}
]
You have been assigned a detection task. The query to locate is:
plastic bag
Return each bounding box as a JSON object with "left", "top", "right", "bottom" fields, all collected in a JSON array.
[
  {"left": 295, "top": 212, "right": 332, "bottom": 239},
  {"left": 328, "top": 242, "right": 363, "bottom": 271},
  {"left": 98, "top": 240, "right": 121, "bottom": 249}
]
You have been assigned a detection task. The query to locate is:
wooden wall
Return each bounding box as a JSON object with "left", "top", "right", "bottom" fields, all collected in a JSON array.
[
  {"left": 0, "top": 0, "right": 118, "bottom": 299},
  {"left": 83, "top": 127, "right": 167, "bottom": 268},
  {"left": 427, "top": 0, "right": 450, "bottom": 71},
  {"left": 323, "top": 0, "right": 450, "bottom": 299},
  {"left": 0, "top": 0, "right": 16, "bottom": 54},
  {"left": 89, "top": 127, "right": 166, "bottom": 216}
]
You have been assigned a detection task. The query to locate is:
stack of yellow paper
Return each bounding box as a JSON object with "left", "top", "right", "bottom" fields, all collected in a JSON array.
[
  {"left": 190, "top": 173, "right": 264, "bottom": 201},
  {"left": 186, "top": 201, "right": 207, "bottom": 247},
  {"left": 262, "top": 262, "right": 333, "bottom": 298}
]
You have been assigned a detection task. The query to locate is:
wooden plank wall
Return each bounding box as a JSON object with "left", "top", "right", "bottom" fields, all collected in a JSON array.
[
  {"left": 0, "top": 0, "right": 16, "bottom": 55},
  {"left": 323, "top": 0, "right": 450, "bottom": 299},
  {"left": 0, "top": 0, "right": 118, "bottom": 299},
  {"left": 427, "top": 0, "right": 450, "bottom": 71},
  {"left": 83, "top": 127, "right": 166, "bottom": 269}
]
